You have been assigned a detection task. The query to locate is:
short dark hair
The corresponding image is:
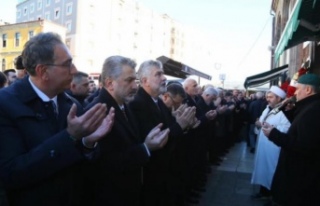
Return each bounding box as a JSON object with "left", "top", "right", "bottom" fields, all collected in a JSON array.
[
  {"left": 14, "top": 55, "right": 24, "bottom": 70},
  {"left": 166, "top": 83, "right": 186, "bottom": 99},
  {"left": 225, "top": 91, "right": 233, "bottom": 97},
  {"left": 3, "top": 69, "right": 16, "bottom": 76},
  {"left": 22, "top": 32, "right": 63, "bottom": 76},
  {"left": 72, "top": 71, "right": 88, "bottom": 84},
  {"left": 0, "top": 71, "right": 7, "bottom": 88}
]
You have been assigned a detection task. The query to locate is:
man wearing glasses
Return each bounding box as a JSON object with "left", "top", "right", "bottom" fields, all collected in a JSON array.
[{"left": 0, "top": 32, "right": 115, "bottom": 206}]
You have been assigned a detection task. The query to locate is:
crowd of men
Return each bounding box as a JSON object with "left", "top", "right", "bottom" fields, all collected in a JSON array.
[{"left": 0, "top": 32, "right": 320, "bottom": 206}]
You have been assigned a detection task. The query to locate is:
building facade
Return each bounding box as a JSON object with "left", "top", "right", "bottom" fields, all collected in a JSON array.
[
  {"left": 272, "top": 0, "right": 320, "bottom": 78},
  {"left": 15, "top": 0, "right": 214, "bottom": 76},
  {"left": 0, "top": 19, "right": 66, "bottom": 71}
]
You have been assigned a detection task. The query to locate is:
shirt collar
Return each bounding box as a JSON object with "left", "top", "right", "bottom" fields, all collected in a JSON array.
[{"left": 28, "top": 77, "right": 58, "bottom": 106}]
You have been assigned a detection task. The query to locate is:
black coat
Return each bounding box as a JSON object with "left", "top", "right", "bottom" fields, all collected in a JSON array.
[
  {"left": 269, "top": 93, "right": 320, "bottom": 206},
  {"left": 129, "top": 87, "right": 183, "bottom": 205},
  {"left": 0, "top": 77, "right": 87, "bottom": 206},
  {"left": 86, "top": 88, "right": 149, "bottom": 206}
]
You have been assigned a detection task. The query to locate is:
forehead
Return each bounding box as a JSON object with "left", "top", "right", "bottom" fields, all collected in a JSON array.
[
  {"left": 267, "top": 92, "right": 276, "bottom": 98},
  {"left": 150, "top": 66, "right": 163, "bottom": 73},
  {"left": 53, "top": 43, "right": 72, "bottom": 61},
  {"left": 121, "top": 65, "right": 136, "bottom": 77}
]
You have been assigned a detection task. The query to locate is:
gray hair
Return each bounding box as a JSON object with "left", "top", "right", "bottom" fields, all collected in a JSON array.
[
  {"left": 137, "top": 60, "right": 162, "bottom": 82},
  {"left": 101, "top": 55, "right": 136, "bottom": 86},
  {"left": 203, "top": 87, "right": 218, "bottom": 96},
  {"left": 182, "top": 78, "right": 196, "bottom": 89},
  {"left": 22, "top": 32, "right": 63, "bottom": 76},
  {"left": 255, "top": 91, "right": 264, "bottom": 99}
]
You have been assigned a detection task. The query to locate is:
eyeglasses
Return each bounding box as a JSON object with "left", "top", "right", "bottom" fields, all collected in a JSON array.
[{"left": 45, "top": 61, "right": 74, "bottom": 70}]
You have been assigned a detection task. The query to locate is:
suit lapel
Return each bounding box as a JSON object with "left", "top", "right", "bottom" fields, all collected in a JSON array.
[{"left": 99, "top": 88, "right": 138, "bottom": 138}]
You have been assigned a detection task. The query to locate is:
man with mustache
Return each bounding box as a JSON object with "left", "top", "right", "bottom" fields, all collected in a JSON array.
[
  {"left": 129, "top": 60, "right": 196, "bottom": 206},
  {"left": 87, "top": 56, "right": 170, "bottom": 206},
  {"left": 262, "top": 74, "right": 320, "bottom": 206}
]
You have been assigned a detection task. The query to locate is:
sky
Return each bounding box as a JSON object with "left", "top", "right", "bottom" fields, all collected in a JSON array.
[{"left": 0, "top": 0, "right": 273, "bottom": 88}]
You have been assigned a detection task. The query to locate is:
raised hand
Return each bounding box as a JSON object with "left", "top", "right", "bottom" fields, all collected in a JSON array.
[
  {"left": 144, "top": 123, "right": 170, "bottom": 151},
  {"left": 83, "top": 107, "right": 115, "bottom": 147},
  {"left": 67, "top": 103, "right": 107, "bottom": 140},
  {"left": 205, "top": 110, "right": 217, "bottom": 120},
  {"left": 175, "top": 106, "right": 196, "bottom": 130},
  {"left": 261, "top": 122, "right": 274, "bottom": 137},
  {"left": 171, "top": 104, "right": 188, "bottom": 118}
]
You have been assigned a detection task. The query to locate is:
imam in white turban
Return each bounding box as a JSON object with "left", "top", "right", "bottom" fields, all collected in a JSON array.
[{"left": 269, "top": 86, "right": 286, "bottom": 99}]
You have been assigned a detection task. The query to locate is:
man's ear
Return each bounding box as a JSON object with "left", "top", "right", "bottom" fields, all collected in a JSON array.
[
  {"left": 141, "top": 77, "right": 147, "bottom": 85},
  {"left": 306, "top": 85, "right": 313, "bottom": 94},
  {"left": 34, "top": 64, "right": 48, "bottom": 80},
  {"left": 70, "top": 82, "right": 76, "bottom": 89},
  {"left": 163, "top": 93, "right": 169, "bottom": 101},
  {"left": 104, "top": 78, "right": 114, "bottom": 90}
]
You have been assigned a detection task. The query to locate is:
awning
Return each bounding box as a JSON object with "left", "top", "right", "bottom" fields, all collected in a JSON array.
[
  {"left": 157, "top": 56, "right": 212, "bottom": 80},
  {"left": 274, "top": 0, "right": 320, "bottom": 63},
  {"left": 244, "top": 64, "right": 289, "bottom": 89}
]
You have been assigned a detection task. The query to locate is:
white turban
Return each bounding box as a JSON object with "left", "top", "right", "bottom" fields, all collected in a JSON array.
[{"left": 269, "top": 86, "right": 286, "bottom": 99}]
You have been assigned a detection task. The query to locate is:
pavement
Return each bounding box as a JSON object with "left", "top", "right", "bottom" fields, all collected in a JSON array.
[{"left": 197, "top": 142, "right": 269, "bottom": 206}]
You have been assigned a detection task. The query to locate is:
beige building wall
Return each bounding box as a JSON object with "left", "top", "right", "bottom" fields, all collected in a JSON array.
[{"left": 0, "top": 20, "right": 66, "bottom": 71}]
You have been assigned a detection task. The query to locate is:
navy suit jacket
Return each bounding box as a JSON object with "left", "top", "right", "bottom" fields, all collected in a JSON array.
[
  {"left": 86, "top": 88, "right": 149, "bottom": 206},
  {"left": 0, "top": 77, "right": 87, "bottom": 206}
]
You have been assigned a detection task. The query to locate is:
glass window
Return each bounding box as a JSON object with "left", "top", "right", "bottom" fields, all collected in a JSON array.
[
  {"left": 30, "top": 3, "right": 35, "bottom": 13},
  {"left": 2, "top": 34, "right": 7, "bottom": 48},
  {"left": 17, "top": 10, "right": 21, "bottom": 18},
  {"left": 23, "top": 7, "right": 27, "bottom": 16},
  {"left": 46, "top": 0, "right": 51, "bottom": 6},
  {"left": 65, "top": 38, "right": 71, "bottom": 49},
  {"left": 15, "top": 32, "right": 21, "bottom": 47},
  {"left": 2, "top": 59, "right": 6, "bottom": 71},
  {"left": 66, "top": 3, "right": 72, "bottom": 15},
  {"left": 66, "top": 21, "right": 72, "bottom": 33},
  {"left": 37, "top": 0, "right": 42, "bottom": 10},
  {"left": 45, "top": 12, "right": 50, "bottom": 20},
  {"left": 54, "top": 8, "right": 60, "bottom": 19},
  {"left": 28, "top": 31, "right": 34, "bottom": 40}
]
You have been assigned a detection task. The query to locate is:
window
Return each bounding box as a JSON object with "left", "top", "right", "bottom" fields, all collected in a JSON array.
[
  {"left": 37, "top": 0, "right": 42, "bottom": 10},
  {"left": 54, "top": 8, "right": 60, "bottom": 19},
  {"left": 30, "top": 3, "right": 35, "bottom": 13},
  {"left": 46, "top": 0, "right": 51, "bottom": 7},
  {"left": 65, "top": 38, "right": 71, "bottom": 49},
  {"left": 45, "top": 12, "right": 50, "bottom": 20},
  {"left": 23, "top": 7, "right": 27, "bottom": 16},
  {"left": 2, "top": 59, "right": 5, "bottom": 71},
  {"left": 66, "top": 21, "right": 72, "bottom": 33},
  {"left": 15, "top": 32, "right": 21, "bottom": 47},
  {"left": 17, "top": 10, "right": 21, "bottom": 18},
  {"left": 2, "top": 34, "right": 7, "bottom": 47},
  {"left": 66, "top": 3, "right": 73, "bottom": 15},
  {"left": 28, "top": 31, "right": 34, "bottom": 39}
]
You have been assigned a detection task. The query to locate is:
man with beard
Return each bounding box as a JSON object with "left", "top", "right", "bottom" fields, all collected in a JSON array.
[
  {"left": 87, "top": 56, "right": 169, "bottom": 206},
  {"left": 129, "top": 60, "right": 196, "bottom": 206},
  {"left": 262, "top": 74, "right": 320, "bottom": 206},
  {"left": 182, "top": 79, "right": 217, "bottom": 203},
  {"left": 66, "top": 71, "right": 90, "bottom": 108},
  {"left": 251, "top": 86, "right": 290, "bottom": 200}
]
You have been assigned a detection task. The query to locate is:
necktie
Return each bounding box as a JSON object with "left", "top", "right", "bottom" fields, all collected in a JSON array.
[
  {"left": 50, "top": 100, "right": 58, "bottom": 119},
  {"left": 121, "top": 107, "right": 128, "bottom": 121}
]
